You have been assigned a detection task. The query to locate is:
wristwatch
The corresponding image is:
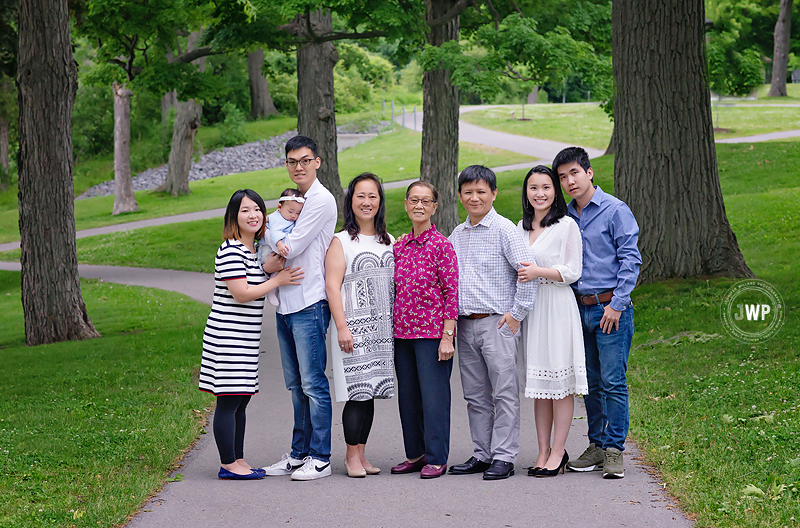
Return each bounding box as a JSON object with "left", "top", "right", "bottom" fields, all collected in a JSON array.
[{"left": 443, "top": 329, "right": 454, "bottom": 337}]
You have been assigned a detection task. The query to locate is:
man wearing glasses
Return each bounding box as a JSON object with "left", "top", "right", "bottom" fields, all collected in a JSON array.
[{"left": 261, "top": 135, "right": 338, "bottom": 480}]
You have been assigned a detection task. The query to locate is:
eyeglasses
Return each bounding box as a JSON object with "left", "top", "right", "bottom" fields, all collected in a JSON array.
[
  {"left": 407, "top": 198, "right": 435, "bottom": 207},
  {"left": 286, "top": 158, "right": 316, "bottom": 168}
]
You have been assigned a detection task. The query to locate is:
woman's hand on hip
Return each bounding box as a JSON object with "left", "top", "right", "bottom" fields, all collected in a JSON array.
[
  {"left": 274, "top": 266, "right": 304, "bottom": 286},
  {"left": 338, "top": 326, "right": 355, "bottom": 354}
]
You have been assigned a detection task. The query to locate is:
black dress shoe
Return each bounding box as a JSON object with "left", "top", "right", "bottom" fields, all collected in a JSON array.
[
  {"left": 448, "top": 456, "right": 491, "bottom": 475},
  {"left": 483, "top": 460, "right": 514, "bottom": 480}
]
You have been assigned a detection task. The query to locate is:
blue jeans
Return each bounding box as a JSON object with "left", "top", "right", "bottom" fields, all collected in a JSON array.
[
  {"left": 578, "top": 302, "right": 634, "bottom": 452},
  {"left": 276, "top": 300, "right": 332, "bottom": 462}
]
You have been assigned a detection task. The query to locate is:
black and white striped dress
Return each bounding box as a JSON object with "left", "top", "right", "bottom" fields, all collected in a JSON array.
[{"left": 199, "top": 239, "right": 266, "bottom": 396}]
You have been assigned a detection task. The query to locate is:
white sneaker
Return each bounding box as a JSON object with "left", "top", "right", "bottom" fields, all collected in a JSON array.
[
  {"left": 262, "top": 453, "right": 304, "bottom": 476},
  {"left": 290, "top": 456, "right": 331, "bottom": 481}
]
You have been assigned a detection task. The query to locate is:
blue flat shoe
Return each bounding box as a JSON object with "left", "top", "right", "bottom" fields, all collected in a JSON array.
[{"left": 218, "top": 467, "right": 265, "bottom": 480}]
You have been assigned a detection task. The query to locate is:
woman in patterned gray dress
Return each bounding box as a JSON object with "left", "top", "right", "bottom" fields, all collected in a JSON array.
[{"left": 325, "top": 173, "right": 395, "bottom": 478}]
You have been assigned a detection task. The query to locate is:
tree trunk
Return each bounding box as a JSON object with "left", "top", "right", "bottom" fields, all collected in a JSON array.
[
  {"left": 768, "top": 0, "right": 793, "bottom": 97},
  {"left": 161, "top": 90, "right": 177, "bottom": 125},
  {"left": 16, "top": 0, "right": 100, "bottom": 346},
  {"left": 421, "top": 0, "right": 460, "bottom": 236},
  {"left": 605, "top": 121, "right": 617, "bottom": 155},
  {"left": 612, "top": 0, "right": 753, "bottom": 283},
  {"left": 156, "top": 99, "right": 201, "bottom": 196},
  {"left": 112, "top": 81, "right": 138, "bottom": 214},
  {"left": 295, "top": 11, "right": 343, "bottom": 212},
  {"left": 248, "top": 48, "right": 278, "bottom": 119},
  {"left": 0, "top": 77, "right": 9, "bottom": 192},
  {"left": 159, "top": 32, "right": 206, "bottom": 197}
]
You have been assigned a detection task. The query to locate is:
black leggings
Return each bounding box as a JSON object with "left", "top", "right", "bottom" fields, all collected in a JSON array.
[
  {"left": 213, "top": 395, "right": 251, "bottom": 464},
  {"left": 342, "top": 399, "right": 375, "bottom": 446}
]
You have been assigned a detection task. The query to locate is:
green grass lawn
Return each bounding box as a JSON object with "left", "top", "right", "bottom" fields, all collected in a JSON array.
[
  {"left": 0, "top": 128, "right": 535, "bottom": 244},
  {"left": 460, "top": 103, "right": 614, "bottom": 150},
  {"left": 460, "top": 97, "right": 800, "bottom": 148},
  {"left": 0, "top": 272, "right": 214, "bottom": 527}
]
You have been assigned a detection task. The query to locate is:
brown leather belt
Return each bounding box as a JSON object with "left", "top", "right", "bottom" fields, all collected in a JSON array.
[
  {"left": 463, "top": 313, "right": 495, "bottom": 320},
  {"left": 576, "top": 291, "right": 614, "bottom": 306}
]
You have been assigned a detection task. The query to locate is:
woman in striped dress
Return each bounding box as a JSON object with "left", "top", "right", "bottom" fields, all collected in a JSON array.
[{"left": 200, "top": 189, "right": 303, "bottom": 480}]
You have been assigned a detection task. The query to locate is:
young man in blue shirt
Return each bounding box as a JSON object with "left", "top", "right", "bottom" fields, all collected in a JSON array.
[{"left": 554, "top": 147, "right": 642, "bottom": 479}]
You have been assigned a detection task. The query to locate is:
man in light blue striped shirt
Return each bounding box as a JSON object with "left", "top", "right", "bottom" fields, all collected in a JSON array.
[{"left": 448, "top": 165, "right": 537, "bottom": 480}]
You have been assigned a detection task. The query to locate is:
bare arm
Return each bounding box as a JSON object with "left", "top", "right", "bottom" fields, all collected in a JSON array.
[
  {"left": 227, "top": 267, "right": 303, "bottom": 304},
  {"left": 324, "top": 238, "right": 354, "bottom": 353}
]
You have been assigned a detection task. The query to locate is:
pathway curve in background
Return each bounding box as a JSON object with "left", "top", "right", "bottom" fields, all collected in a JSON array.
[
  {"left": 0, "top": 260, "right": 695, "bottom": 528},
  {"left": 2, "top": 115, "right": 797, "bottom": 254}
]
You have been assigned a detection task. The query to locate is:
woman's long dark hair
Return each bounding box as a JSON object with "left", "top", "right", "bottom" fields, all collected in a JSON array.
[
  {"left": 343, "top": 172, "right": 391, "bottom": 245},
  {"left": 521, "top": 165, "right": 568, "bottom": 231},
  {"left": 222, "top": 189, "right": 267, "bottom": 241}
]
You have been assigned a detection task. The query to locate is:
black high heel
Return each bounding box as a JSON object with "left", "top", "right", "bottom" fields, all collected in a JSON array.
[
  {"left": 535, "top": 451, "right": 569, "bottom": 477},
  {"left": 526, "top": 466, "right": 542, "bottom": 476}
]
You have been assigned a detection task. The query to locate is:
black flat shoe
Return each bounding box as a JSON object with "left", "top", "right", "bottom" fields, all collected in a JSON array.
[
  {"left": 448, "top": 456, "right": 492, "bottom": 475},
  {"left": 483, "top": 460, "right": 514, "bottom": 480},
  {"left": 535, "top": 451, "right": 569, "bottom": 477}
]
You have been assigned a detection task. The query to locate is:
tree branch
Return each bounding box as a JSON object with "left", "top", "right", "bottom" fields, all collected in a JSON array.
[
  {"left": 505, "top": 61, "right": 539, "bottom": 82},
  {"left": 173, "top": 46, "right": 218, "bottom": 64},
  {"left": 428, "top": 0, "right": 474, "bottom": 28},
  {"left": 485, "top": 0, "right": 501, "bottom": 30},
  {"left": 506, "top": 0, "right": 523, "bottom": 15},
  {"left": 315, "top": 30, "right": 388, "bottom": 43}
]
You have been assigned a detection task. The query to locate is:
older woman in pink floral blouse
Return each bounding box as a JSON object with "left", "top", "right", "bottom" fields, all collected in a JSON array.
[{"left": 390, "top": 181, "right": 458, "bottom": 479}]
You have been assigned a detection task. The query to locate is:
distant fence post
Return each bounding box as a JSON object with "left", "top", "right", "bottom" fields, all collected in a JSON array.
[
  {"left": 402, "top": 104, "right": 406, "bottom": 127},
  {"left": 391, "top": 100, "right": 395, "bottom": 122},
  {"left": 587, "top": 90, "right": 591, "bottom": 102},
  {"left": 413, "top": 105, "right": 417, "bottom": 130},
  {"left": 382, "top": 99, "right": 386, "bottom": 117}
]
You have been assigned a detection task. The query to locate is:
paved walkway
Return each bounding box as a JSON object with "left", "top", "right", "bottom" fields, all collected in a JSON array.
[{"left": 0, "top": 261, "right": 694, "bottom": 527}]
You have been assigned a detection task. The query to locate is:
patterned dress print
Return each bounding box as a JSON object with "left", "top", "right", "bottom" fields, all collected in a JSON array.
[{"left": 331, "top": 232, "right": 396, "bottom": 402}]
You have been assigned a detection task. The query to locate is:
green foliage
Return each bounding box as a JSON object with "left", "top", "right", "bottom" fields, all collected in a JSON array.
[
  {"left": 201, "top": 53, "right": 250, "bottom": 125},
  {"left": 337, "top": 43, "right": 395, "bottom": 89},
  {"left": 71, "top": 83, "right": 115, "bottom": 159},
  {"left": 218, "top": 102, "right": 247, "bottom": 147},
  {"left": 420, "top": 14, "right": 601, "bottom": 102},
  {"left": 707, "top": 36, "right": 764, "bottom": 97},
  {"left": 266, "top": 72, "right": 298, "bottom": 115}
]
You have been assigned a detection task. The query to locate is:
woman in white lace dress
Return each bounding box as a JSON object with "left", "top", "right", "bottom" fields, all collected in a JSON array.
[{"left": 516, "top": 165, "right": 588, "bottom": 477}]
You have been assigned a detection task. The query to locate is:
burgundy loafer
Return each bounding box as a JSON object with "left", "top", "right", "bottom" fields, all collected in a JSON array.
[
  {"left": 391, "top": 455, "right": 428, "bottom": 474},
  {"left": 420, "top": 464, "right": 447, "bottom": 479}
]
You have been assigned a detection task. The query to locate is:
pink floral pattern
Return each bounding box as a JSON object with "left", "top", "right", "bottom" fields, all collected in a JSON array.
[{"left": 393, "top": 224, "right": 458, "bottom": 339}]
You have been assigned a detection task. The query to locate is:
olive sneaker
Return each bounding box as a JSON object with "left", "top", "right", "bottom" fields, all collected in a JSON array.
[
  {"left": 602, "top": 447, "right": 625, "bottom": 479},
  {"left": 566, "top": 443, "right": 604, "bottom": 472}
]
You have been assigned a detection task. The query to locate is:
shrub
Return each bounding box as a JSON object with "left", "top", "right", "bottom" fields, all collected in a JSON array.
[{"left": 219, "top": 101, "right": 247, "bottom": 147}]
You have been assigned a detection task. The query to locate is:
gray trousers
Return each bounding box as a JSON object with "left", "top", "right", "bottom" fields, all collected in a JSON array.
[{"left": 457, "top": 315, "right": 521, "bottom": 463}]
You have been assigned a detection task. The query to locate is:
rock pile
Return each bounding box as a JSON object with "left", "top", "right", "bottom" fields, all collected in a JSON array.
[{"left": 78, "top": 121, "right": 393, "bottom": 200}]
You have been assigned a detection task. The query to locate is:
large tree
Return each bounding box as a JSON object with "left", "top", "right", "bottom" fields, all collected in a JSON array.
[
  {"left": 769, "top": 0, "right": 794, "bottom": 97},
  {"left": 0, "top": 0, "right": 17, "bottom": 191},
  {"left": 248, "top": 48, "right": 279, "bottom": 119},
  {"left": 17, "top": 0, "right": 100, "bottom": 345},
  {"left": 612, "top": 0, "right": 753, "bottom": 282}
]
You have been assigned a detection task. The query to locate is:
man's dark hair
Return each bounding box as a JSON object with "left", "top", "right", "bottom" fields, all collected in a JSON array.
[
  {"left": 342, "top": 172, "right": 392, "bottom": 246},
  {"left": 521, "top": 165, "right": 568, "bottom": 231},
  {"left": 458, "top": 165, "right": 497, "bottom": 192},
  {"left": 285, "top": 135, "right": 319, "bottom": 159},
  {"left": 552, "top": 147, "right": 591, "bottom": 175}
]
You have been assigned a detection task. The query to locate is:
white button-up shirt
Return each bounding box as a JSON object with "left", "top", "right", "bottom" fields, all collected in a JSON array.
[{"left": 277, "top": 178, "right": 337, "bottom": 315}]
